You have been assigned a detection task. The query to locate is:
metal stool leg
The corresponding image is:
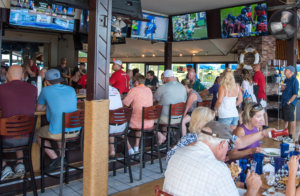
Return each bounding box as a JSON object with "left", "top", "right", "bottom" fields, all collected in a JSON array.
[
  {"left": 124, "top": 134, "right": 133, "bottom": 183},
  {"left": 65, "top": 148, "right": 70, "bottom": 184},
  {"left": 40, "top": 139, "right": 45, "bottom": 193},
  {"left": 156, "top": 132, "right": 163, "bottom": 173},
  {"left": 139, "top": 131, "right": 143, "bottom": 180},
  {"left": 28, "top": 149, "right": 37, "bottom": 196},
  {"left": 59, "top": 137, "right": 66, "bottom": 196}
]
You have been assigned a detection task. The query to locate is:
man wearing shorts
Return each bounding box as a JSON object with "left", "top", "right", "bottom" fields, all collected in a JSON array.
[
  {"left": 281, "top": 65, "right": 299, "bottom": 139},
  {"left": 253, "top": 64, "right": 268, "bottom": 126},
  {"left": 36, "top": 69, "right": 79, "bottom": 171}
]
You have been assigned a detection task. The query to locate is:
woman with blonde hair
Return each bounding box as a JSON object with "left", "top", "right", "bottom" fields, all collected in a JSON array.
[
  {"left": 215, "top": 69, "right": 243, "bottom": 130},
  {"left": 228, "top": 102, "right": 264, "bottom": 160},
  {"left": 241, "top": 69, "right": 257, "bottom": 103},
  {"left": 181, "top": 79, "right": 203, "bottom": 136}
]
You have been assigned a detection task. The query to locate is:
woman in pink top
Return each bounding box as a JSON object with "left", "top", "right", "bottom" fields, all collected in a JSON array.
[{"left": 123, "top": 74, "right": 154, "bottom": 155}]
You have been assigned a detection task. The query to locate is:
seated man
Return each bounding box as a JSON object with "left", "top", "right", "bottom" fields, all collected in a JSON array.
[
  {"left": 187, "top": 68, "right": 206, "bottom": 92},
  {"left": 123, "top": 74, "right": 153, "bottom": 155},
  {"left": 0, "top": 65, "right": 37, "bottom": 180},
  {"left": 154, "top": 70, "right": 187, "bottom": 143},
  {"left": 145, "top": 70, "right": 159, "bottom": 89},
  {"left": 163, "top": 118, "right": 262, "bottom": 195},
  {"left": 109, "top": 85, "right": 127, "bottom": 158},
  {"left": 36, "top": 69, "right": 79, "bottom": 171}
]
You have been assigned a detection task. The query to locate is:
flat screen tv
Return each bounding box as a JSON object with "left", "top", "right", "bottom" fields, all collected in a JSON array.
[
  {"left": 131, "top": 12, "right": 168, "bottom": 42},
  {"left": 9, "top": 0, "right": 75, "bottom": 32},
  {"left": 220, "top": 2, "right": 268, "bottom": 38},
  {"left": 172, "top": 12, "right": 208, "bottom": 41},
  {"left": 79, "top": 9, "right": 89, "bottom": 33}
]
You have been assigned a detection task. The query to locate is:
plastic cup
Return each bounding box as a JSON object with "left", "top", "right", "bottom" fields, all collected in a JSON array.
[
  {"left": 239, "top": 159, "right": 247, "bottom": 183},
  {"left": 254, "top": 153, "right": 264, "bottom": 174},
  {"left": 281, "top": 143, "right": 289, "bottom": 158},
  {"left": 274, "top": 157, "right": 285, "bottom": 173}
]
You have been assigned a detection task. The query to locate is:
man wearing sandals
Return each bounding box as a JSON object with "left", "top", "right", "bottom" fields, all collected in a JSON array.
[{"left": 0, "top": 65, "right": 37, "bottom": 181}]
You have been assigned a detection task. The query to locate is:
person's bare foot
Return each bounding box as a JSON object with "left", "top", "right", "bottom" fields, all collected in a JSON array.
[{"left": 157, "top": 132, "right": 166, "bottom": 144}]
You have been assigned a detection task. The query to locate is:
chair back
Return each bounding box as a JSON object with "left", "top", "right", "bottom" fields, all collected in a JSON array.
[
  {"left": 197, "top": 100, "right": 211, "bottom": 108},
  {"left": 63, "top": 110, "right": 85, "bottom": 129},
  {"left": 0, "top": 115, "right": 35, "bottom": 136},
  {"left": 143, "top": 105, "right": 163, "bottom": 121},
  {"left": 155, "top": 185, "right": 173, "bottom": 196},
  {"left": 169, "top": 102, "right": 185, "bottom": 116},
  {"left": 109, "top": 107, "right": 132, "bottom": 125}
]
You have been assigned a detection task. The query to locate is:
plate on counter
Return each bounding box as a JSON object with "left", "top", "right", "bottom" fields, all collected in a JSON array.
[{"left": 264, "top": 148, "right": 280, "bottom": 157}]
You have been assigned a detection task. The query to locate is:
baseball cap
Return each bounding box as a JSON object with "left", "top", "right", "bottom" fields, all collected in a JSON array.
[
  {"left": 113, "top": 59, "right": 123, "bottom": 68},
  {"left": 45, "top": 69, "right": 65, "bottom": 83},
  {"left": 163, "top": 70, "right": 174, "bottom": 78},
  {"left": 204, "top": 121, "right": 232, "bottom": 140},
  {"left": 286, "top": 65, "right": 295, "bottom": 73}
]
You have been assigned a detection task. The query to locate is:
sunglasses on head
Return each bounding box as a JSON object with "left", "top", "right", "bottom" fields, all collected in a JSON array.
[{"left": 251, "top": 103, "right": 263, "bottom": 111}]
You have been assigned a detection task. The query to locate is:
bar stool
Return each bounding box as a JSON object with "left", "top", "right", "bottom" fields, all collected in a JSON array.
[
  {"left": 109, "top": 107, "right": 133, "bottom": 183},
  {"left": 0, "top": 115, "right": 37, "bottom": 196},
  {"left": 40, "top": 110, "right": 84, "bottom": 195},
  {"left": 160, "top": 102, "right": 186, "bottom": 152},
  {"left": 130, "top": 105, "right": 163, "bottom": 180}
]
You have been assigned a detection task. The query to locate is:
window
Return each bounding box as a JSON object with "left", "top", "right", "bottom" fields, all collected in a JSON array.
[
  {"left": 197, "top": 63, "right": 226, "bottom": 88},
  {"left": 172, "top": 64, "right": 190, "bottom": 82},
  {"left": 146, "top": 65, "right": 164, "bottom": 84}
]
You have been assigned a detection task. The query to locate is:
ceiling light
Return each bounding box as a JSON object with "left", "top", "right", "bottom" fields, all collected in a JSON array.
[
  {"left": 141, "top": 54, "right": 145, "bottom": 57},
  {"left": 179, "top": 53, "right": 183, "bottom": 57},
  {"left": 192, "top": 53, "right": 196, "bottom": 56},
  {"left": 152, "top": 54, "right": 156, "bottom": 57}
]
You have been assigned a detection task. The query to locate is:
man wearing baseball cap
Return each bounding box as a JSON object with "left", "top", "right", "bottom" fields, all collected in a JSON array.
[
  {"left": 36, "top": 69, "right": 80, "bottom": 171},
  {"left": 281, "top": 65, "right": 299, "bottom": 139},
  {"left": 109, "top": 59, "right": 130, "bottom": 95}
]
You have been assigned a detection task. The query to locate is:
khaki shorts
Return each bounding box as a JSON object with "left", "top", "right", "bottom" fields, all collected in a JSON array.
[
  {"left": 159, "top": 115, "right": 182, "bottom": 125},
  {"left": 37, "top": 125, "right": 80, "bottom": 140}
]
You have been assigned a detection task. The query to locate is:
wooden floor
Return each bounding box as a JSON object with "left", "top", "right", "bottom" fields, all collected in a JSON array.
[{"left": 111, "top": 119, "right": 299, "bottom": 196}]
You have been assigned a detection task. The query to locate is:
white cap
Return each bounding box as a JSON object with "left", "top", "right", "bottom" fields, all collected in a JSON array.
[
  {"left": 113, "top": 59, "right": 122, "bottom": 66},
  {"left": 163, "top": 70, "right": 174, "bottom": 78}
]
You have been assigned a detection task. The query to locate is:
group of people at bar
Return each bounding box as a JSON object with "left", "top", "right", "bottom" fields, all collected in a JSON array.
[{"left": 109, "top": 59, "right": 300, "bottom": 195}]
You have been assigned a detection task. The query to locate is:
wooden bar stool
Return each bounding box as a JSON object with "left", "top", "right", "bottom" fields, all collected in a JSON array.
[
  {"left": 0, "top": 115, "right": 37, "bottom": 196},
  {"left": 40, "top": 110, "right": 84, "bottom": 194},
  {"left": 109, "top": 107, "right": 133, "bottom": 183},
  {"left": 197, "top": 100, "right": 211, "bottom": 107},
  {"left": 160, "top": 102, "right": 186, "bottom": 152}
]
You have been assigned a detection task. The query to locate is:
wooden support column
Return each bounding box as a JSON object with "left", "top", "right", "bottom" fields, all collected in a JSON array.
[
  {"left": 164, "top": 42, "right": 172, "bottom": 70},
  {"left": 84, "top": 0, "right": 111, "bottom": 195}
]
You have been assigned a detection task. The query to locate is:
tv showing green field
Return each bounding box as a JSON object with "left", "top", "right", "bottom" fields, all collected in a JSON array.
[
  {"left": 221, "top": 2, "right": 268, "bottom": 38},
  {"left": 172, "top": 12, "right": 207, "bottom": 41}
]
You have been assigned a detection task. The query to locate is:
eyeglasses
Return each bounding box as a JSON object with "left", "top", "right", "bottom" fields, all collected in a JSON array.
[{"left": 251, "top": 103, "right": 263, "bottom": 111}]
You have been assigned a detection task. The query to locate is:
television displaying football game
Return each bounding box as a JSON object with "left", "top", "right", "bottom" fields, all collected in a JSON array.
[
  {"left": 220, "top": 2, "right": 268, "bottom": 38},
  {"left": 131, "top": 12, "right": 168, "bottom": 42},
  {"left": 9, "top": 0, "right": 75, "bottom": 32},
  {"left": 172, "top": 12, "right": 208, "bottom": 41}
]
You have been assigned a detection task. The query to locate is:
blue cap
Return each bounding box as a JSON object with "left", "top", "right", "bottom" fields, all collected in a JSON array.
[
  {"left": 286, "top": 65, "right": 295, "bottom": 73},
  {"left": 45, "top": 69, "right": 64, "bottom": 83}
]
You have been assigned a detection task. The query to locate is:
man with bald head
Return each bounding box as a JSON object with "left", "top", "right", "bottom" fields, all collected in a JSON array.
[{"left": 0, "top": 65, "right": 37, "bottom": 181}]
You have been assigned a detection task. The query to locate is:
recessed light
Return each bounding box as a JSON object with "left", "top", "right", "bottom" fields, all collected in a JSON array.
[
  {"left": 179, "top": 53, "right": 183, "bottom": 57},
  {"left": 141, "top": 54, "right": 145, "bottom": 57},
  {"left": 152, "top": 54, "right": 156, "bottom": 57}
]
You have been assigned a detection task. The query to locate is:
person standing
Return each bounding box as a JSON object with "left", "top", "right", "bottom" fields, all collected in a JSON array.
[
  {"left": 109, "top": 59, "right": 130, "bottom": 95},
  {"left": 57, "top": 57, "right": 70, "bottom": 84},
  {"left": 281, "top": 65, "right": 299, "bottom": 139},
  {"left": 187, "top": 68, "right": 206, "bottom": 92},
  {"left": 253, "top": 64, "right": 268, "bottom": 126}
]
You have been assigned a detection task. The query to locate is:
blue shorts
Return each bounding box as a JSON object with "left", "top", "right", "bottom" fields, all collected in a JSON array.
[{"left": 218, "top": 117, "right": 239, "bottom": 126}]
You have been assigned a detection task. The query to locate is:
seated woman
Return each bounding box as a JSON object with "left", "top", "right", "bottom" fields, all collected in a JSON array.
[
  {"left": 181, "top": 79, "right": 202, "bottom": 136},
  {"left": 228, "top": 103, "right": 264, "bottom": 160}
]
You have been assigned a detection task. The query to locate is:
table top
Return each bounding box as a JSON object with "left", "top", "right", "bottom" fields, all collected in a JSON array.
[{"left": 77, "top": 94, "right": 86, "bottom": 99}]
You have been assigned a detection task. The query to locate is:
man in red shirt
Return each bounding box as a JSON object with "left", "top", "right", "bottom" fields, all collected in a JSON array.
[
  {"left": 253, "top": 64, "right": 268, "bottom": 126},
  {"left": 109, "top": 59, "right": 129, "bottom": 95}
]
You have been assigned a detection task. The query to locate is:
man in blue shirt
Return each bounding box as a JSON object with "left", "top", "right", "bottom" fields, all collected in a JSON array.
[
  {"left": 281, "top": 65, "right": 299, "bottom": 139},
  {"left": 36, "top": 69, "right": 79, "bottom": 170}
]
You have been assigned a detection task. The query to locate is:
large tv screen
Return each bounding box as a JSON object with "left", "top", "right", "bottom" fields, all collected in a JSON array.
[
  {"left": 9, "top": 0, "right": 75, "bottom": 32},
  {"left": 131, "top": 12, "right": 168, "bottom": 42},
  {"left": 79, "top": 9, "right": 89, "bottom": 33},
  {"left": 172, "top": 12, "right": 208, "bottom": 41},
  {"left": 220, "top": 2, "right": 268, "bottom": 38}
]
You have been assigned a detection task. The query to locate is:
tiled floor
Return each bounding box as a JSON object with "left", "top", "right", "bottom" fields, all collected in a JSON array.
[{"left": 26, "top": 159, "right": 166, "bottom": 196}]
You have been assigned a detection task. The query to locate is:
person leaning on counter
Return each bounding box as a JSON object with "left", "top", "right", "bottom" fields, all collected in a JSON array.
[{"left": 36, "top": 69, "right": 80, "bottom": 171}]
